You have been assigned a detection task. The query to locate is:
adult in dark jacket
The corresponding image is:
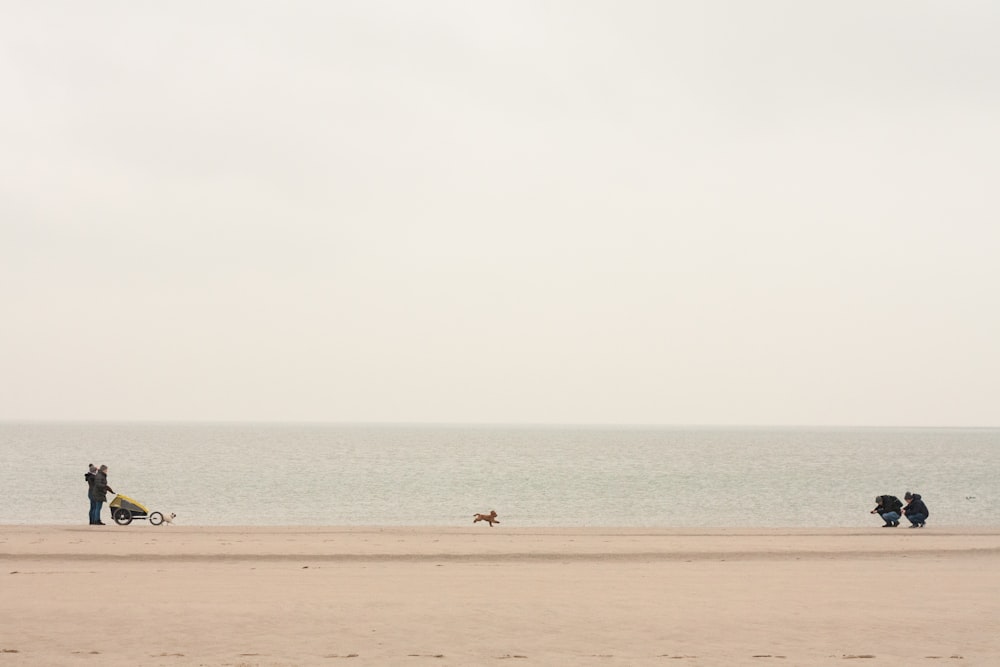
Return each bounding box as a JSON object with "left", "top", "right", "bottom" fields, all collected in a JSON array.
[
  {"left": 85, "top": 464, "right": 98, "bottom": 525},
  {"left": 90, "top": 465, "right": 114, "bottom": 526},
  {"left": 871, "top": 494, "right": 903, "bottom": 527},
  {"left": 903, "top": 492, "right": 929, "bottom": 528}
]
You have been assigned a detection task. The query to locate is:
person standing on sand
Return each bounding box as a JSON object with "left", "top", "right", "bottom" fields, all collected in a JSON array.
[
  {"left": 902, "top": 491, "right": 929, "bottom": 528},
  {"left": 871, "top": 494, "right": 903, "bottom": 527},
  {"left": 90, "top": 465, "right": 114, "bottom": 526},
  {"left": 85, "top": 464, "right": 98, "bottom": 524}
]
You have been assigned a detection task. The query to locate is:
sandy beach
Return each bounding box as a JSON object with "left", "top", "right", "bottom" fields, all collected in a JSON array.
[{"left": 1, "top": 526, "right": 998, "bottom": 666}]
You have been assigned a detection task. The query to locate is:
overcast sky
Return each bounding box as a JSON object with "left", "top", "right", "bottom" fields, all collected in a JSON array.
[{"left": 1, "top": 1, "right": 998, "bottom": 426}]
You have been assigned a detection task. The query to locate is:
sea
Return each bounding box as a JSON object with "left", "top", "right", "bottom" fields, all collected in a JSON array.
[{"left": 1, "top": 422, "right": 997, "bottom": 528}]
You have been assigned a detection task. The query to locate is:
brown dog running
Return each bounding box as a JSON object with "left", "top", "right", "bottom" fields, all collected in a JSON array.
[{"left": 473, "top": 510, "right": 499, "bottom": 527}]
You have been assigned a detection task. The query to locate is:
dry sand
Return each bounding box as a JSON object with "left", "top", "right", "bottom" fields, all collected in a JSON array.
[{"left": 1, "top": 525, "right": 998, "bottom": 666}]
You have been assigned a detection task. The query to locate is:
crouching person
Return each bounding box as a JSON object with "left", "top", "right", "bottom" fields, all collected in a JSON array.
[
  {"left": 871, "top": 494, "right": 903, "bottom": 527},
  {"left": 903, "top": 492, "right": 929, "bottom": 528}
]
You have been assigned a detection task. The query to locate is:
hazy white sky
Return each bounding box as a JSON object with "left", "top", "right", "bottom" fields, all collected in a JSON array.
[{"left": 2, "top": 1, "right": 998, "bottom": 425}]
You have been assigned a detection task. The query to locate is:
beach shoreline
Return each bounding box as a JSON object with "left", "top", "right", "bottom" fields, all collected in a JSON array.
[{"left": 2, "top": 526, "right": 998, "bottom": 666}]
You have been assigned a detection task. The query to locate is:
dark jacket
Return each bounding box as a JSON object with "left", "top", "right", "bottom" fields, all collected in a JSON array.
[
  {"left": 91, "top": 471, "right": 114, "bottom": 503},
  {"left": 904, "top": 494, "right": 929, "bottom": 517},
  {"left": 874, "top": 495, "right": 903, "bottom": 515},
  {"left": 85, "top": 470, "right": 96, "bottom": 496}
]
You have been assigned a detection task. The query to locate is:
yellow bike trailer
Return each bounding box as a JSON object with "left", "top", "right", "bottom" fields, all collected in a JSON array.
[{"left": 109, "top": 494, "right": 166, "bottom": 526}]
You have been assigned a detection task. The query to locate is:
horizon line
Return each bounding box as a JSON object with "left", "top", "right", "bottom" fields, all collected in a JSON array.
[{"left": 1, "top": 419, "right": 997, "bottom": 430}]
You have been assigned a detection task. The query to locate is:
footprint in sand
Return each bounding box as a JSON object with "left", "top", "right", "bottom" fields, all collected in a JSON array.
[
  {"left": 497, "top": 656, "right": 527, "bottom": 660},
  {"left": 842, "top": 656, "right": 876, "bottom": 660},
  {"left": 407, "top": 654, "right": 445, "bottom": 658},
  {"left": 752, "top": 656, "right": 787, "bottom": 659},
  {"left": 659, "top": 656, "right": 697, "bottom": 660},
  {"left": 1, "top": 649, "right": 20, "bottom": 654},
  {"left": 323, "top": 654, "right": 359, "bottom": 658}
]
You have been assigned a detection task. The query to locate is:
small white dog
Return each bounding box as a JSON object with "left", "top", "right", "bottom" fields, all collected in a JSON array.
[{"left": 161, "top": 512, "right": 176, "bottom": 525}]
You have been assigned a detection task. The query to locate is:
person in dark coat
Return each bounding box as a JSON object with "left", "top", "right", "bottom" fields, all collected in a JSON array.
[
  {"left": 871, "top": 494, "right": 903, "bottom": 527},
  {"left": 90, "top": 465, "right": 114, "bottom": 526},
  {"left": 85, "top": 464, "right": 98, "bottom": 525},
  {"left": 902, "top": 491, "right": 929, "bottom": 528}
]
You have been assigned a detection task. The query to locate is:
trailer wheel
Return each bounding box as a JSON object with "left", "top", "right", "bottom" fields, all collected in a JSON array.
[
  {"left": 113, "top": 508, "right": 133, "bottom": 526},
  {"left": 149, "top": 512, "right": 164, "bottom": 526}
]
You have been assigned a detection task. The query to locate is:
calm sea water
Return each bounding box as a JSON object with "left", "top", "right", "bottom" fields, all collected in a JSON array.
[{"left": 1, "top": 423, "right": 996, "bottom": 527}]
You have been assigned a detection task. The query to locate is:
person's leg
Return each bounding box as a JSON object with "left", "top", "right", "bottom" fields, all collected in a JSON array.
[
  {"left": 89, "top": 498, "right": 98, "bottom": 524},
  {"left": 881, "top": 511, "right": 900, "bottom": 527},
  {"left": 907, "top": 512, "right": 926, "bottom": 527},
  {"left": 95, "top": 501, "right": 105, "bottom": 524}
]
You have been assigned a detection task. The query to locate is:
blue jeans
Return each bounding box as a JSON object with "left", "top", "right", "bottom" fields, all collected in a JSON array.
[
  {"left": 906, "top": 513, "right": 927, "bottom": 526},
  {"left": 90, "top": 500, "right": 104, "bottom": 524},
  {"left": 880, "top": 511, "right": 900, "bottom": 524}
]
